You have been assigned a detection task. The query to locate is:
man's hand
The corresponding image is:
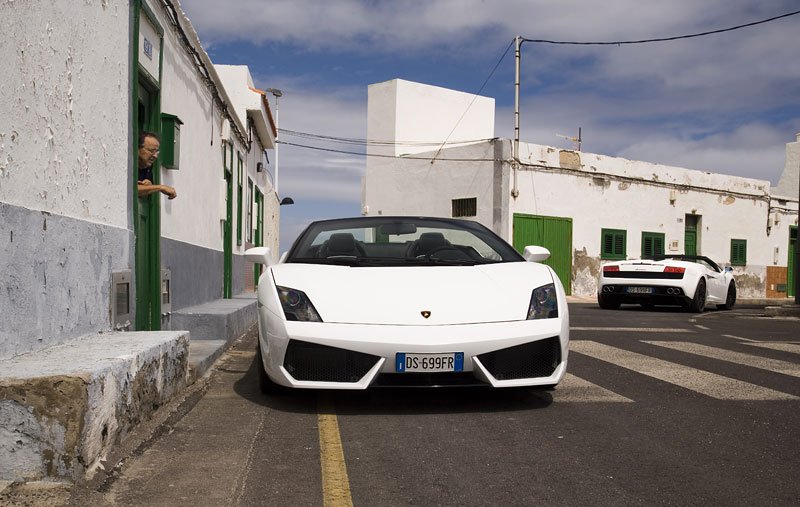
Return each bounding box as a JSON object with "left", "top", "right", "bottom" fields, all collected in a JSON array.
[{"left": 162, "top": 185, "right": 177, "bottom": 199}]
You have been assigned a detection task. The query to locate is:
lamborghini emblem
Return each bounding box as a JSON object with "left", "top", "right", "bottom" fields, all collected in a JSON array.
[{"left": 421, "top": 311, "right": 431, "bottom": 319}]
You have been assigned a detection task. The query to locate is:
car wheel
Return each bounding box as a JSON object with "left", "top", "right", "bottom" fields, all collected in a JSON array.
[
  {"left": 255, "top": 339, "right": 281, "bottom": 394},
  {"left": 717, "top": 283, "right": 737, "bottom": 310},
  {"left": 598, "top": 294, "right": 620, "bottom": 310},
  {"left": 688, "top": 278, "right": 707, "bottom": 313}
]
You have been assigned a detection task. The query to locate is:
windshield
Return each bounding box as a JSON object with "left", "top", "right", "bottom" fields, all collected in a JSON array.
[{"left": 286, "top": 217, "right": 524, "bottom": 266}]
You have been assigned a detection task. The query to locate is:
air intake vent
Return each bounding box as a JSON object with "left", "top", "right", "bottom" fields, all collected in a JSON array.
[
  {"left": 284, "top": 340, "right": 379, "bottom": 382},
  {"left": 477, "top": 337, "right": 561, "bottom": 380}
]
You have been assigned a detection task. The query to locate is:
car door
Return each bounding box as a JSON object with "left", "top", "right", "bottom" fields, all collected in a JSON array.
[{"left": 701, "top": 260, "right": 726, "bottom": 303}]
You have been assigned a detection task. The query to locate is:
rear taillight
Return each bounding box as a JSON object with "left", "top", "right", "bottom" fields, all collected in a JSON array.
[
  {"left": 603, "top": 265, "right": 620, "bottom": 273},
  {"left": 664, "top": 266, "right": 685, "bottom": 274}
]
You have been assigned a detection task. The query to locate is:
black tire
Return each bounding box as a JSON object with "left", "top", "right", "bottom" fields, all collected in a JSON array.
[
  {"left": 717, "top": 283, "right": 737, "bottom": 310},
  {"left": 598, "top": 294, "right": 620, "bottom": 310},
  {"left": 688, "top": 278, "right": 707, "bottom": 313}
]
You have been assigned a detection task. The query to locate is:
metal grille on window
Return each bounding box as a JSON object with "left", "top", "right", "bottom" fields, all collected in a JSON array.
[{"left": 452, "top": 197, "right": 477, "bottom": 217}]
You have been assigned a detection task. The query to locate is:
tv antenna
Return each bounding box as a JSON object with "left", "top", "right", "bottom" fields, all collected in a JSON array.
[{"left": 556, "top": 127, "right": 582, "bottom": 151}]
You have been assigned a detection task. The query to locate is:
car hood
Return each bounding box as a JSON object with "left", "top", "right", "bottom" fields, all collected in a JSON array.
[{"left": 270, "top": 262, "right": 555, "bottom": 325}]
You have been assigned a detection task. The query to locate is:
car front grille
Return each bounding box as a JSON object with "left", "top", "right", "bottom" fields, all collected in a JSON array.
[
  {"left": 477, "top": 337, "right": 561, "bottom": 380},
  {"left": 283, "top": 340, "right": 379, "bottom": 382}
]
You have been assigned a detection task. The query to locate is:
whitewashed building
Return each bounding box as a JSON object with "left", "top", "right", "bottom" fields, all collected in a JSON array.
[
  {"left": 363, "top": 79, "right": 799, "bottom": 299},
  {"left": 0, "top": 0, "right": 280, "bottom": 359}
]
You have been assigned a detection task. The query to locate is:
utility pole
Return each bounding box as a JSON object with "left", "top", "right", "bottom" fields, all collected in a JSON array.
[
  {"left": 796, "top": 137, "right": 799, "bottom": 305},
  {"left": 512, "top": 35, "right": 521, "bottom": 199}
]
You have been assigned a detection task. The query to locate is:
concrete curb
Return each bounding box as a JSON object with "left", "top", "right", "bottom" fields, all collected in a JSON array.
[
  {"left": 0, "top": 331, "right": 189, "bottom": 482},
  {"left": 172, "top": 293, "right": 258, "bottom": 381}
]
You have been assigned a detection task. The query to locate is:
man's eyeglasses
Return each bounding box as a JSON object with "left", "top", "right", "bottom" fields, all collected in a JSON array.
[{"left": 143, "top": 147, "right": 160, "bottom": 155}]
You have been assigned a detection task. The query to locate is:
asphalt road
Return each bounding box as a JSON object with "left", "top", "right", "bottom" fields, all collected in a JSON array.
[{"left": 62, "top": 303, "right": 800, "bottom": 506}]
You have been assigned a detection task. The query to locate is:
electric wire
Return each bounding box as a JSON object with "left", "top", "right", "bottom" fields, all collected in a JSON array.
[
  {"left": 430, "top": 39, "right": 515, "bottom": 163},
  {"left": 521, "top": 9, "right": 800, "bottom": 45},
  {"left": 277, "top": 9, "right": 800, "bottom": 164}
]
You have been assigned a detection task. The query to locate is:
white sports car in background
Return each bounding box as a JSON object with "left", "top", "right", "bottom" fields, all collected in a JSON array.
[
  {"left": 598, "top": 255, "right": 737, "bottom": 312},
  {"left": 245, "top": 216, "right": 569, "bottom": 392}
]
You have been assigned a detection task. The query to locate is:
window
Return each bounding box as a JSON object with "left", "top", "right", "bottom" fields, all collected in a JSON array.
[
  {"left": 601, "top": 228, "right": 626, "bottom": 260},
  {"left": 731, "top": 239, "right": 747, "bottom": 266},
  {"left": 236, "top": 153, "right": 243, "bottom": 245},
  {"left": 452, "top": 197, "right": 477, "bottom": 217},
  {"left": 641, "top": 232, "right": 665, "bottom": 258}
]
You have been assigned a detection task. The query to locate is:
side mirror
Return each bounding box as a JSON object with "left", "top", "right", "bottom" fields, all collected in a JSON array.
[
  {"left": 244, "top": 247, "right": 274, "bottom": 267},
  {"left": 523, "top": 245, "right": 551, "bottom": 262},
  {"left": 724, "top": 266, "right": 733, "bottom": 272}
]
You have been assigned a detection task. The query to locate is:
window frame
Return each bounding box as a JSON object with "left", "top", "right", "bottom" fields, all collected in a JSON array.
[
  {"left": 641, "top": 231, "right": 665, "bottom": 258},
  {"left": 451, "top": 197, "right": 477, "bottom": 218},
  {"left": 601, "top": 228, "right": 627, "bottom": 260},
  {"left": 730, "top": 239, "right": 747, "bottom": 266}
]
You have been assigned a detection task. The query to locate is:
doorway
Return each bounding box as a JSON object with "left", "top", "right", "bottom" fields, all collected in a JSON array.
[
  {"left": 684, "top": 214, "right": 700, "bottom": 255},
  {"left": 135, "top": 78, "right": 161, "bottom": 330}
]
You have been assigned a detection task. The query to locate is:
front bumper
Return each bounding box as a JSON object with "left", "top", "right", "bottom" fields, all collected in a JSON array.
[{"left": 257, "top": 310, "right": 569, "bottom": 389}]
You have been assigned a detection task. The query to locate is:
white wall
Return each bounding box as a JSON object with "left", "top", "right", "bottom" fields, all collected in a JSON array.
[
  {"left": 0, "top": 1, "right": 129, "bottom": 228},
  {"left": 367, "top": 79, "right": 495, "bottom": 158},
  {"left": 0, "top": 1, "right": 132, "bottom": 358},
  {"left": 155, "top": 2, "right": 229, "bottom": 251}
]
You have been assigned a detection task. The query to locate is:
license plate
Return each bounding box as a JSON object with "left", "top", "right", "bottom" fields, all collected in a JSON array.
[
  {"left": 396, "top": 352, "right": 464, "bottom": 372},
  {"left": 627, "top": 286, "right": 654, "bottom": 294}
]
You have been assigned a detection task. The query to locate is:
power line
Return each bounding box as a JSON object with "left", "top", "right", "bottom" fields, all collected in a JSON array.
[
  {"left": 279, "top": 128, "right": 494, "bottom": 147},
  {"left": 522, "top": 9, "right": 800, "bottom": 45},
  {"left": 278, "top": 140, "right": 499, "bottom": 162},
  {"left": 430, "top": 39, "right": 515, "bottom": 164}
]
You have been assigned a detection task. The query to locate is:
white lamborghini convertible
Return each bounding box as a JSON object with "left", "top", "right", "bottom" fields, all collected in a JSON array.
[
  {"left": 244, "top": 216, "right": 569, "bottom": 391},
  {"left": 598, "top": 254, "right": 737, "bottom": 312}
]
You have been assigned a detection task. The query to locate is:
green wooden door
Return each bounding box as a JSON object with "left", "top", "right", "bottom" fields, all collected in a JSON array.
[
  {"left": 684, "top": 225, "right": 697, "bottom": 256},
  {"left": 135, "top": 79, "right": 161, "bottom": 330},
  {"left": 223, "top": 146, "right": 233, "bottom": 299},
  {"left": 512, "top": 214, "right": 573, "bottom": 295}
]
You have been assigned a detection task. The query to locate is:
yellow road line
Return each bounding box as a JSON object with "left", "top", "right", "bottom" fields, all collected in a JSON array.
[{"left": 318, "top": 397, "right": 353, "bottom": 507}]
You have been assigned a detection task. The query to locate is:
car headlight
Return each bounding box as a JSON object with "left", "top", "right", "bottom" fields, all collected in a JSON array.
[
  {"left": 276, "top": 286, "right": 322, "bottom": 322},
  {"left": 527, "top": 283, "right": 558, "bottom": 319}
]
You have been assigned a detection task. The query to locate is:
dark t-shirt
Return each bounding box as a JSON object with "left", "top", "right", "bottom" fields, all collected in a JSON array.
[{"left": 138, "top": 166, "right": 153, "bottom": 182}]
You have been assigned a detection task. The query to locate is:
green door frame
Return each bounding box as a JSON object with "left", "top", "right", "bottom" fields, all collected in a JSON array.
[
  {"left": 133, "top": 1, "right": 164, "bottom": 331},
  {"left": 223, "top": 143, "right": 234, "bottom": 298}
]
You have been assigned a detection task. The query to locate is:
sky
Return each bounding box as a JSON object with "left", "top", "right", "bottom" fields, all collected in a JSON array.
[{"left": 180, "top": 0, "right": 800, "bottom": 250}]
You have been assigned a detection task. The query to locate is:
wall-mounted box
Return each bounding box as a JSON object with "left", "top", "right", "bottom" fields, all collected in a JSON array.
[
  {"left": 161, "top": 269, "right": 172, "bottom": 315},
  {"left": 111, "top": 270, "right": 132, "bottom": 330},
  {"left": 160, "top": 113, "right": 183, "bottom": 169}
]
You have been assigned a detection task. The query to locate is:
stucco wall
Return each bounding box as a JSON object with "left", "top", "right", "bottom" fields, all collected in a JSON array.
[
  {"left": 367, "top": 79, "right": 494, "bottom": 158},
  {"left": 363, "top": 141, "right": 496, "bottom": 226},
  {"left": 0, "top": 1, "right": 129, "bottom": 227},
  {"left": 0, "top": 2, "right": 132, "bottom": 359}
]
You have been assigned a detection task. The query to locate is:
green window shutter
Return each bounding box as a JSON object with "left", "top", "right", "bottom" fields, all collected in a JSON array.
[
  {"left": 602, "top": 228, "right": 626, "bottom": 260},
  {"left": 731, "top": 239, "right": 746, "bottom": 266},
  {"left": 642, "top": 232, "right": 665, "bottom": 258}
]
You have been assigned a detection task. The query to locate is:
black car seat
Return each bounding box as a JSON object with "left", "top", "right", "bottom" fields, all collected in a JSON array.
[
  {"left": 319, "top": 233, "right": 366, "bottom": 257},
  {"left": 407, "top": 232, "right": 451, "bottom": 258}
]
